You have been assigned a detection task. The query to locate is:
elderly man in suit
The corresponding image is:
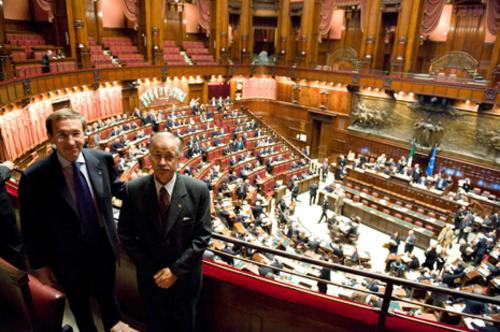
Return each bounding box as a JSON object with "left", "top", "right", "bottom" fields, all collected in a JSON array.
[
  {"left": 118, "top": 132, "right": 212, "bottom": 331},
  {"left": 19, "top": 109, "right": 126, "bottom": 332}
]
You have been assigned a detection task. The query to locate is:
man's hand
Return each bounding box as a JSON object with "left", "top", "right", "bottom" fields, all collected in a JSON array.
[
  {"left": 35, "top": 266, "right": 57, "bottom": 286},
  {"left": 154, "top": 267, "right": 178, "bottom": 289},
  {"left": 0, "top": 161, "right": 15, "bottom": 171}
]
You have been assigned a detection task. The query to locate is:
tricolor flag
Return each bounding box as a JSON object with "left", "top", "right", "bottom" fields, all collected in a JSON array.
[
  {"left": 408, "top": 141, "right": 415, "bottom": 167},
  {"left": 426, "top": 146, "right": 437, "bottom": 176}
]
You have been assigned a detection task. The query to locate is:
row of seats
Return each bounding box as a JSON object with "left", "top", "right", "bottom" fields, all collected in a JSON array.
[
  {"left": 102, "top": 37, "right": 133, "bottom": 47},
  {"left": 16, "top": 62, "right": 76, "bottom": 78},
  {"left": 117, "top": 54, "right": 143, "bottom": 61},
  {"left": 163, "top": 40, "right": 177, "bottom": 48},
  {"left": 163, "top": 54, "right": 185, "bottom": 61},
  {"left": 90, "top": 46, "right": 104, "bottom": 54},
  {"left": 186, "top": 48, "right": 209, "bottom": 55},
  {"left": 88, "top": 36, "right": 96, "bottom": 46},
  {"left": 163, "top": 47, "right": 181, "bottom": 54},
  {"left": 182, "top": 41, "right": 205, "bottom": 49},
  {"left": 109, "top": 45, "right": 139, "bottom": 55},
  {"left": 6, "top": 33, "right": 46, "bottom": 46}
]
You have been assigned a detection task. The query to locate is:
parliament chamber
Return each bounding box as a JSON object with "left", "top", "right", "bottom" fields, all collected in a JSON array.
[{"left": 1, "top": 0, "right": 500, "bottom": 331}]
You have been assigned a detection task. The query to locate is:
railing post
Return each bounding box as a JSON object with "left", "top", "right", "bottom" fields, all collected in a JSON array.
[{"left": 376, "top": 282, "right": 393, "bottom": 332}]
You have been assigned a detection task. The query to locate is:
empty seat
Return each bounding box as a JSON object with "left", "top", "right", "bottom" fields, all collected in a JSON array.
[
  {"left": 395, "top": 213, "right": 402, "bottom": 220},
  {"left": 383, "top": 196, "right": 391, "bottom": 202},
  {"left": 362, "top": 188, "right": 369, "bottom": 194},
  {"left": 417, "top": 207, "right": 425, "bottom": 214},
  {"left": 361, "top": 199, "right": 369, "bottom": 206},
  {"left": 370, "top": 204, "right": 377, "bottom": 210},
  {"left": 405, "top": 204, "right": 413, "bottom": 210},
  {"left": 425, "top": 225, "right": 434, "bottom": 233},
  {"left": 353, "top": 195, "right": 360, "bottom": 202},
  {"left": 415, "top": 221, "right": 424, "bottom": 227},
  {"left": 404, "top": 217, "right": 412, "bottom": 224},
  {"left": 473, "top": 187, "right": 481, "bottom": 195},
  {"left": 372, "top": 192, "right": 379, "bottom": 198},
  {"left": 354, "top": 186, "right": 361, "bottom": 191},
  {"left": 428, "top": 212, "right": 436, "bottom": 219},
  {"left": 346, "top": 183, "right": 353, "bottom": 188},
  {"left": 396, "top": 201, "right": 403, "bottom": 206},
  {"left": 345, "top": 193, "right": 352, "bottom": 199},
  {"left": 383, "top": 209, "right": 391, "bottom": 215},
  {"left": 439, "top": 216, "right": 447, "bottom": 222}
]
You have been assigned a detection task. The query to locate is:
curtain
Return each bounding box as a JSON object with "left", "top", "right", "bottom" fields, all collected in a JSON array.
[
  {"left": 70, "top": 87, "right": 122, "bottom": 123},
  {"left": 242, "top": 78, "right": 277, "bottom": 100},
  {"left": 487, "top": 0, "right": 500, "bottom": 36},
  {"left": 0, "top": 101, "right": 53, "bottom": 160},
  {"left": 70, "top": 91, "right": 99, "bottom": 123},
  {"left": 120, "top": 0, "right": 137, "bottom": 23},
  {"left": 422, "top": 0, "right": 445, "bottom": 35},
  {"left": 360, "top": 0, "right": 367, "bottom": 33},
  {"left": 197, "top": 0, "right": 210, "bottom": 30},
  {"left": 35, "top": 0, "right": 54, "bottom": 21},
  {"left": 320, "top": 0, "right": 337, "bottom": 38}
]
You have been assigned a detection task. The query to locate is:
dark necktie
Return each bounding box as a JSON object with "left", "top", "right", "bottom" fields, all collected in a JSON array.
[
  {"left": 159, "top": 187, "right": 170, "bottom": 229},
  {"left": 72, "top": 162, "right": 99, "bottom": 239}
]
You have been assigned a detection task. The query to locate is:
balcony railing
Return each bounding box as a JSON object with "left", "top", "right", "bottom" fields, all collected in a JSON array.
[{"left": 210, "top": 232, "right": 500, "bottom": 332}]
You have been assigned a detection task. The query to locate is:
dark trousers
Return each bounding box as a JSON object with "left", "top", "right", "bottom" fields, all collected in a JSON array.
[
  {"left": 456, "top": 229, "right": 469, "bottom": 244},
  {"left": 137, "top": 270, "right": 200, "bottom": 332},
  {"left": 404, "top": 243, "right": 414, "bottom": 254},
  {"left": 58, "top": 233, "right": 120, "bottom": 332},
  {"left": 318, "top": 211, "right": 328, "bottom": 223},
  {"left": 310, "top": 194, "right": 317, "bottom": 205}
]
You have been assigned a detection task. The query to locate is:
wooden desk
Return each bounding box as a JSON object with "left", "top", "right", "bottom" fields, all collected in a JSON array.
[{"left": 320, "top": 191, "right": 433, "bottom": 249}]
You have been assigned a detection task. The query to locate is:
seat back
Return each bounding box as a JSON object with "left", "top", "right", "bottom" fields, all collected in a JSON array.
[{"left": 0, "top": 258, "right": 66, "bottom": 332}]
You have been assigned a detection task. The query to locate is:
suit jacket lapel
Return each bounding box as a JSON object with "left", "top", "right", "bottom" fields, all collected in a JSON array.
[
  {"left": 83, "top": 150, "right": 105, "bottom": 211},
  {"left": 143, "top": 174, "right": 163, "bottom": 234},
  {"left": 49, "top": 153, "right": 79, "bottom": 218},
  {"left": 163, "top": 173, "right": 186, "bottom": 238}
]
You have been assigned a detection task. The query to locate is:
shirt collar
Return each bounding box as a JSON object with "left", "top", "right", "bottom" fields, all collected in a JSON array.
[
  {"left": 154, "top": 172, "right": 176, "bottom": 197},
  {"left": 57, "top": 151, "right": 85, "bottom": 169}
]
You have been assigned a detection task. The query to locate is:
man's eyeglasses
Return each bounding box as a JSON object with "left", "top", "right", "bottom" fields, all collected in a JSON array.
[
  {"left": 151, "top": 153, "right": 179, "bottom": 162},
  {"left": 55, "top": 131, "right": 84, "bottom": 140}
]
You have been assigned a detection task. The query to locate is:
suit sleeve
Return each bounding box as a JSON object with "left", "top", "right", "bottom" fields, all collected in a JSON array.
[
  {"left": 19, "top": 172, "right": 47, "bottom": 270},
  {"left": 0, "top": 165, "right": 11, "bottom": 183},
  {"left": 170, "top": 182, "right": 212, "bottom": 279},
  {"left": 104, "top": 152, "right": 125, "bottom": 200},
  {"left": 118, "top": 184, "right": 156, "bottom": 269}
]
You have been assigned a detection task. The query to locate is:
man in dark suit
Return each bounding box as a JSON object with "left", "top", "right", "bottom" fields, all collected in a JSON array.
[
  {"left": 411, "top": 164, "right": 423, "bottom": 184},
  {"left": 309, "top": 182, "right": 319, "bottom": 205},
  {"left": 0, "top": 160, "right": 26, "bottom": 270},
  {"left": 118, "top": 132, "right": 212, "bottom": 331},
  {"left": 19, "top": 109, "right": 125, "bottom": 332},
  {"left": 41, "top": 49, "right": 52, "bottom": 73}
]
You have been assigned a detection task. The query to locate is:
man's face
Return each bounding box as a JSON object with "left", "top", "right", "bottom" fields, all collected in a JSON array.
[
  {"left": 49, "top": 118, "right": 85, "bottom": 162},
  {"left": 151, "top": 137, "right": 180, "bottom": 185}
]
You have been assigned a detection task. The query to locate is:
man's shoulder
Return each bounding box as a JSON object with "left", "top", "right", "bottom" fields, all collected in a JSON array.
[
  {"left": 177, "top": 173, "right": 207, "bottom": 190},
  {"left": 24, "top": 153, "right": 55, "bottom": 176}
]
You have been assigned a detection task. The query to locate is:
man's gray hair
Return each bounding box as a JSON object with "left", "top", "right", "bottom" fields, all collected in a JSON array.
[{"left": 149, "top": 132, "right": 183, "bottom": 157}]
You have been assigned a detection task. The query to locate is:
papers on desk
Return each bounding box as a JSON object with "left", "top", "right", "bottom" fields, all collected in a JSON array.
[
  {"left": 379, "top": 200, "right": 388, "bottom": 205},
  {"left": 478, "top": 267, "right": 491, "bottom": 277},
  {"left": 452, "top": 303, "right": 464, "bottom": 313}
]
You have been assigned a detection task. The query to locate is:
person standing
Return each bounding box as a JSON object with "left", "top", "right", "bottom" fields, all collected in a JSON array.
[
  {"left": 41, "top": 49, "right": 52, "bottom": 73},
  {"left": 438, "top": 224, "right": 454, "bottom": 249},
  {"left": 291, "top": 181, "right": 299, "bottom": 202},
  {"left": 404, "top": 230, "right": 416, "bottom": 254},
  {"left": 19, "top": 109, "right": 126, "bottom": 332},
  {"left": 318, "top": 197, "right": 329, "bottom": 224},
  {"left": 118, "top": 132, "right": 212, "bottom": 331},
  {"left": 334, "top": 186, "right": 345, "bottom": 216},
  {"left": 309, "top": 181, "right": 318, "bottom": 205},
  {"left": 0, "top": 160, "right": 26, "bottom": 270},
  {"left": 322, "top": 159, "right": 329, "bottom": 182}
]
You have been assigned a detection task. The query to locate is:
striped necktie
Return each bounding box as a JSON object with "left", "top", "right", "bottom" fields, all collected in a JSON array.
[{"left": 159, "top": 187, "right": 170, "bottom": 229}]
